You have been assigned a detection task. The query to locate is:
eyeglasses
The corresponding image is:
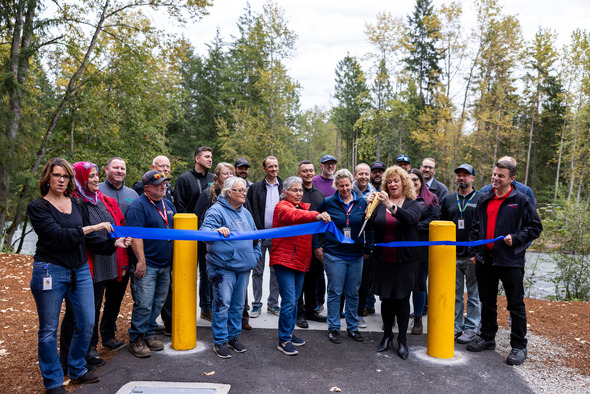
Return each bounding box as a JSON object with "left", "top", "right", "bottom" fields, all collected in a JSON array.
[
  {"left": 231, "top": 189, "right": 247, "bottom": 194},
  {"left": 51, "top": 173, "right": 71, "bottom": 181}
]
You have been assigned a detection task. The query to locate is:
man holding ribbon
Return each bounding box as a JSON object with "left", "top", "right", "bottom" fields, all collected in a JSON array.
[
  {"left": 125, "top": 170, "right": 176, "bottom": 358},
  {"left": 467, "top": 160, "right": 542, "bottom": 366},
  {"left": 441, "top": 163, "right": 483, "bottom": 344}
]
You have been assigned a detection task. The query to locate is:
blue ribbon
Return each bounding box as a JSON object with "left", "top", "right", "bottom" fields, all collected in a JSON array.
[
  {"left": 375, "top": 236, "right": 506, "bottom": 248},
  {"left": 112, "top": 221, "right": 355, "bottom": 244}
]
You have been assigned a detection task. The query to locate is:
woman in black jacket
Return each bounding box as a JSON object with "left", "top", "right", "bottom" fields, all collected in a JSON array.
[
  {"left": 27, "top": 158, "right": 130, "bottom": 393},
  {"left": 368, "top": 166, "right": 421, "bottom": 359}
]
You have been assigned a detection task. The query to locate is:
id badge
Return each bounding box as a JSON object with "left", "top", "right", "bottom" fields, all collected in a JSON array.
[
  {"left": 43, "top": 276, "right": 52, "bottom": 291},
  {"left": 458, "top": 219, "right": 465, "bottom": 230},
  {"left": 343, "top": 227, "right": 351, "bottom": 238}
]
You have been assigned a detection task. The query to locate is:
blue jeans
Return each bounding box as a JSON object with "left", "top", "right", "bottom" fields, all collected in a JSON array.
[
  {"left": 455, "top": 258, "right": 480, "bottom": 332},
  {"left": 31, "top": 262, "right": 94, "bottom": 389},
  {"left": 323, "top": 253, "right": 363, "bottom": 332},
  {"left": 274, "top": 265, "right": 305, "bottom": 343},
  {"left": 207, "top": 264, "right": 250, "bottom": 345},
  {"left": 129, "top": 265, "right": 171, "bottom": 342}
]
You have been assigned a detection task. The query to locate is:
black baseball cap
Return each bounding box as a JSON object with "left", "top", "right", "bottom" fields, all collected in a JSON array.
[
  {"left": 320, "top": 154, "right": 337, "bottom": 163},
  {"left": 370, "top": 161, "right": 386, "bottom": 171},
  {"left": 234, "top": 158, "right": 250, "bottom": 168},
  {"left": 142, "top": 170, "right": 169, "bottom": 186},
  {"left": 454, "top": 163, "right": 475, "bottom": 176},
  {"left": 396, "top": 154, "right": 410, "bottom": 164}
]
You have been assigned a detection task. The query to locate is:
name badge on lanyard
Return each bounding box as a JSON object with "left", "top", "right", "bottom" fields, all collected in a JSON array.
[{"left": 458, "top": 219, "right": 465, "bottom": 229}]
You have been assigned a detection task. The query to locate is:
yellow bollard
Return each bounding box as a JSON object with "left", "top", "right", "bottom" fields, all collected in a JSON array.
[
  {"left": 172, "top": 213, "right": 198, "bottom": 350},
  {"left": 427, "top": 220, "right": 456, "bottom": 359}
]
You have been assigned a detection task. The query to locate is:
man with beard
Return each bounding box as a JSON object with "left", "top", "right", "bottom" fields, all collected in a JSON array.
[
  {"left": 234, "top": 158, "right": 253, "bottom": 189},
  {"left": 313, "top": 155, "right": 338, "bottom": 197},
  {"left": 370, "top": 161, "right": 385, "bottom": 191},
  {"left": 441, "top": 164, "right": 483, "bottom": 345}
]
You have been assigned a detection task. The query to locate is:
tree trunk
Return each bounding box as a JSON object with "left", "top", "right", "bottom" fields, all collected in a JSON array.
[
  {"left": 554, "top": 117, "right": 567, "bottom": 199},
  {"left": 524, "top": 105, "right": 536, "bottom": 185}
]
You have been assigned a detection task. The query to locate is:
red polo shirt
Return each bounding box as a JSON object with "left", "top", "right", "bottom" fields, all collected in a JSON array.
[{"left": 485, "top": 185, "right": 513, "bottom": 249}]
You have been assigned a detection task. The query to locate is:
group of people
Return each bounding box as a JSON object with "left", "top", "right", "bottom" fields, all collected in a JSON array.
[{"left": 28, "top": 149, "right": 542, "bottom": 392}]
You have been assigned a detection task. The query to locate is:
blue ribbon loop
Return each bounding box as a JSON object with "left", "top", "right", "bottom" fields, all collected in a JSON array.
[
  {"left": 112, "top": 221, "right": 355, "bottom": 244},
  {"left": 113, "top": 221, "right": 504, "bottom": 248}
]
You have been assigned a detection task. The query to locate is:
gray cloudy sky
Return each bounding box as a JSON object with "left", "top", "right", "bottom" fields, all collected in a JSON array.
[{"left": 152, "top": 0, "right": 590, "bottom": 110}]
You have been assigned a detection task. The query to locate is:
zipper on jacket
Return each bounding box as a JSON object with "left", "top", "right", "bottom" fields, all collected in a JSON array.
[{"left": 292, "top": 245, "right": 296, "bottom": 261}]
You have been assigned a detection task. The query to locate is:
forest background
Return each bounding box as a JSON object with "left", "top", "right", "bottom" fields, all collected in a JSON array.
[{"left": 1, "top": 0, "right": 590, "bottom": 261}]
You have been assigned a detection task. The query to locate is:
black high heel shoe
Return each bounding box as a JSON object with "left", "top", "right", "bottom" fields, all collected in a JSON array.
[
  {"left": 377, "top": 333, "right": 394, "bottom": 352},
  {"left": 397, "top": 338, "right": 409, "bottom": 360}
]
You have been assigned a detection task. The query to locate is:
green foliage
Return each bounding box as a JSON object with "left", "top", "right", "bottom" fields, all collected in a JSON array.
[{"left": 541, "top": 200, "right": 590, "bottom": 301}]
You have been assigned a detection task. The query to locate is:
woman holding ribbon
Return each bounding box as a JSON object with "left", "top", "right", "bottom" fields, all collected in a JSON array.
[
  {"left": 314, "top": 169, "right": 371, "bottom": 345},
  {"left": 59, "top": 162, "right": 131, "bottom": 371},
  {"left": 200, "top": 177, "right": 261, "bottom": 359},
  {"left": 270, "top": 176, "right": 331, "bottom": 356},
  {"left": 27, "top": 158, "right": 130, "bottom": 393},
  {"left": 367, "top": 165, "right": 421, "bottom": 359},
  {"left": 408, "top": 168, "right": 440, "bottom": 335}
]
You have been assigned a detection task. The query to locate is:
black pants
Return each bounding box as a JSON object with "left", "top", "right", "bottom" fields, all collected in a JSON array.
[
  {"left": 357, "top": 255, "right": 373, "bottom": 314},
  {"left": 476, "top": 258, "right": 527, "bottom": 349},
  {"left": 297, "top": 254, "right": 322, "bottom": 317},
  {"left": 99, "top": 272, "right": 130, "bottom": 343},
  {"left": 381, "top": 294, "right": 410, "bottom": 345}
]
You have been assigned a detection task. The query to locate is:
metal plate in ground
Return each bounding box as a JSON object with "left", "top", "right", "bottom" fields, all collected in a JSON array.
[{"left": 117, "top": 381, "right": 231, "bottom": 394}]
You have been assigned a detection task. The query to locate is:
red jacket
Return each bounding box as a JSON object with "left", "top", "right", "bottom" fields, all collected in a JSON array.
[{"left": 269, "top": 199, "right": 319, "bottom": 272}]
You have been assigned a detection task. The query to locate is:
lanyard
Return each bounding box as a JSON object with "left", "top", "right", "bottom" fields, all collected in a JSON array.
[
  {"left": 456, "top": 192, "right": 476, "bottom": 217},
  {"left": 340, "top": 201, "right": 354, "bottom": 227},
  {"left": 148, "top": 197, "right": 169, "bottom": 227}
]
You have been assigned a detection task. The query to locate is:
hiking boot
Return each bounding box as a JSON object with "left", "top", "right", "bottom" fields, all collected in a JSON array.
[
  {"left": 200, "top": 311, "right": 212, "bottom": 322},
  {"left": 506, "top": 348, "right": 527, "bottom": 366},
  {"left": 466, "top": 336, "right": 496, "bottom": 352},
  {"left": 411, "top": 315, "right": 423, "bottom": 335},
  {"left": 214, "top": 343, "right": 232, "bottom": 359},
  {"left": 129, "top": 337, "right": 151, "bottom": 358},
  {"left": 227, "top": 338, "right": 246, "bottom": 353},
  {"left": 146, "top": 336, "right": 164, "bottom": 351}
]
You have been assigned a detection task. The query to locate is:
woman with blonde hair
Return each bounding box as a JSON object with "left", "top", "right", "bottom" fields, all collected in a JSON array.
[{"left": 367, "top": 166, "right": 421, "bottom": 359}]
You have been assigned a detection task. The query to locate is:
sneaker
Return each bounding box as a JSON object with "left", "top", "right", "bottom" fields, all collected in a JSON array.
[
  {"left": 250, "top": 305, "right": 261, "bottom": 318},
  {"left": 47, "top": 386, "right": 68, "bottom": 393},
  {"left": 200, "top": 311, "right": 212, "bottom": 322},
  {"left": 457, "top": 330, "right": 477, "bottom": 344},
  {"left": 506, "top": 348, "right": 527, "bottom": 366},
  {"left": 328, "top": 330, "right": 341, "bottom": 344},
  {"left": 70, "top": 371, "right": 100, "bottom": 384},
  {"left": 214, "top": 343, "right": 232, "bottom": 359},
  {"left": 296, "top": 316, "right": 309, "bottom": 328},
  {"left": 455, "top": 331, "right": 462, "bottom": 339},
  {"left": 466, "top": 336, "right": 496, "bottom": 352},
  {"left": 347, "top": 330, "right": 364, "bottom": 342},
  {"left": 103, "top": 338, "right": 126, "bottom": 351},
  {"left": 411, "top": 315, "right": 423, "bottom": 335},
  {"left": 358, "top": 316, "right": 368, "bottom": 329},
  {"left": 267, "top": 306, "right": 281, "bottom": 316},
  {"left": 155, "top": 323, "right": 165, "bottom": 334},
  {"left": 278, "top": 341, "right": 298, "bottom": 355},
  {"left": 146, "top": 336, "right": 164, "bottom": 351},
  {"left": 291, "top": 334, "right": 305, "bottom": 346},
  {"left": 227, "top": 338, "right": 246, "bottom": 353},
  {"left": 129, "top": 337, "right": 151, "bottom": 358}
]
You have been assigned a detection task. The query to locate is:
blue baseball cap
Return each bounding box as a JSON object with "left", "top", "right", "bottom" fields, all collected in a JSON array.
[
  {"left": 320, "top": 154, "right": 337, "bottom": 163},
  {"left": 396, "top": 154, "right": 410, "bottom": 164},
  {"left": 454, "top": 163, "right": 475, "bottom": 176}
]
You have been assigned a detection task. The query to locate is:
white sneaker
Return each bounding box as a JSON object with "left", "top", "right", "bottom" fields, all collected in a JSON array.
[{"left": 358, "top": 316, "right": 368, "bottom": 329}]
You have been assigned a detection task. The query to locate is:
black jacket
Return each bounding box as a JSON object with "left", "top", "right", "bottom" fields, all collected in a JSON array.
[
  {"left": 302, "top": 184, "right": 325, "bottom": 211},
  {"left": 441, "top": 189, "right": 483, "bottom": 257},
  {"left": 469, "top": 188, "right": 542, "bottom": 267},
  {"left": 370, "top": 199, "right": 421, "bottom": 264},
  {"left": 247, "top": 177, "right": 283, "bottom": 230},
  {"left": 173, "top": 169, "right": 214, "bottom": 213},
  {"left": 428, "top": 177, "right": 449, "bottom": 203}
]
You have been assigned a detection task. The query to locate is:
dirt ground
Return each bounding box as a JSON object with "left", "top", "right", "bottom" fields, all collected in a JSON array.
[{"left": 1, "top": 252, "right": 589, "bottom": 393}]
